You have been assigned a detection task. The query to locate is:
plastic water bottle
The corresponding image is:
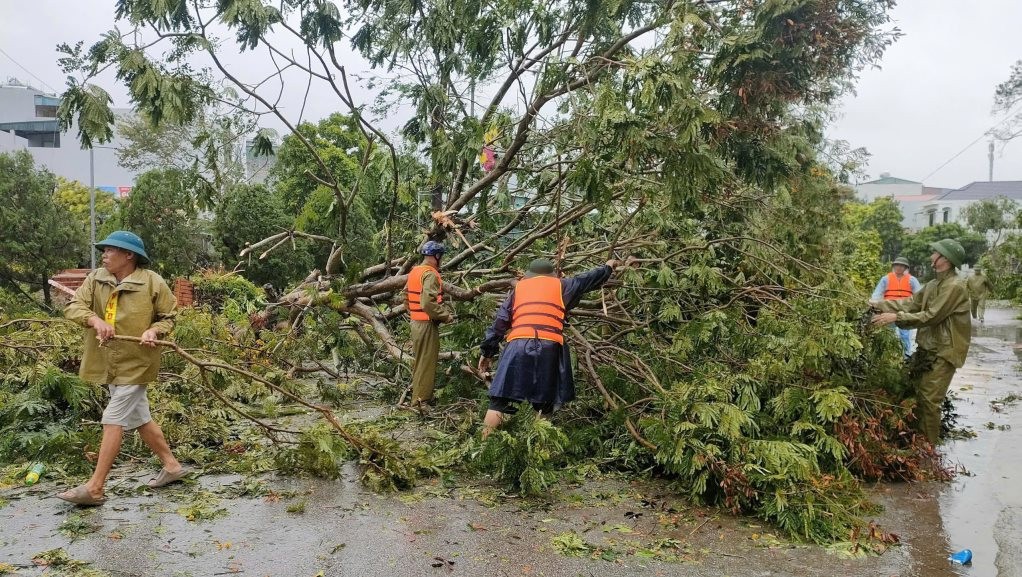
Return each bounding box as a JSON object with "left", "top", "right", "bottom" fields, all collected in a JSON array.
[
  {"left": 24, "top": 463, "right": 45, "bottom": 485},
  {"left": 949, "top": 549, "right": 973, "bottom": 565}
]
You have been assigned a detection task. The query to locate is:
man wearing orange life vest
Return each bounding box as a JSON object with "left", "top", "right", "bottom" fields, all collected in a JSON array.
[
  {"left": 405, "top": 240, "right": 454, "bottom": 408},
  {"left": 870, "top": 256, "right": 921, "bottom": 358},
  {"left": 476, "top": 258, "right": 624, "bottom": 436}
]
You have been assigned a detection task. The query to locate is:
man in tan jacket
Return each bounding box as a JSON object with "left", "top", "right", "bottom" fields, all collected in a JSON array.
[{"left": 58, "top": 231, "right": 189, "bottom": 505}]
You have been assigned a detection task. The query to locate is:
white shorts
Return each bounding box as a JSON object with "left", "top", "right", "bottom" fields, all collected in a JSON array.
[{"left": 101, "top": 385, "right": 153, "bottom": 431}]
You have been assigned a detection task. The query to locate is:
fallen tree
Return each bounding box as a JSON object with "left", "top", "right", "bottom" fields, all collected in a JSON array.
[{"left": 7, "top": 0, "right": 960, "bottom": 544}]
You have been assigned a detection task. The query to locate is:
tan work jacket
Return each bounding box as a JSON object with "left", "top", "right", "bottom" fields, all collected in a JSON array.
[
  {"left": 967, "top": 273, "right": 992, "bottom": 299},
  {"left": 65, "top": 267, "right": 177, "bottom": 384}
]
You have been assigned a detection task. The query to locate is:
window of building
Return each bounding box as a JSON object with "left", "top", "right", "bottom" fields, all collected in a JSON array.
[
  {"left": 34, "top": 104, "right": 57, "bottom": 118},
  {"left": 34, "top": 95, "right": 60, "bottom": 118},
  {"left": 26, "top": 132, "right": 60, "bottom": 148},
  {"left": 928, "top": 210, "right": 936, "bottom": 227},
  {"left": 942, "top": 208, "right": 950, "bottom": 223}
]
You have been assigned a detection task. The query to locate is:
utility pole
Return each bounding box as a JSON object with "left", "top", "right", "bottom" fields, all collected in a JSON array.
[
  {"left": 89, "top": 147, "right": 96, "bottom": 269},
  {"left": 988, "top": 140, "right": 995, "bottom": 182},
  {"left": 87, "top": 145, "right": 122, "bottom": 268}
]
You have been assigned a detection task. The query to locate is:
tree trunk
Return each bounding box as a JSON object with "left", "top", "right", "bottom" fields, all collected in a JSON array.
[
  {"left": 41, "top": 272, "right": 52, "bottom": 307},
  {"left": 430, "top": 182, "right": 443, "bottom": 212}
]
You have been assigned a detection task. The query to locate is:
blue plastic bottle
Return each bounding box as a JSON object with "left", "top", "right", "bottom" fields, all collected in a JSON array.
[{"left": 949, "top": 549, "right": 973, "bottom": 565}]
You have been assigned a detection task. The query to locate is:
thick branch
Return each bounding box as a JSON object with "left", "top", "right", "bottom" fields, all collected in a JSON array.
[
  {"left": 112, "top": 334, "right": 405, "bottom": 480},
  {"left": 574, "top": 335, "right": 657, "bottom": 451}
]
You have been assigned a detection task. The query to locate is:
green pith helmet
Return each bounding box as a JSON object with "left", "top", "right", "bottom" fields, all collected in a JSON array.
[
  {"left": 526, "top": 258, "right": 555, "bottom": 276},
  {"left": 95, "top": 230, "right": 150, "bottom": 265},
  {"left": 892, "top": 256, "right": 910, "bottom": 267},
  {"left": 929, "top": 238, "right": 965, "bottom": 268}
]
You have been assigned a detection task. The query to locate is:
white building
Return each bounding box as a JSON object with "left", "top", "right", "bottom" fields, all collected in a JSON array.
[
  {"left": 0, "top": 81, "right": 138, "bottom": 197},
  {"left": 855, "top": 173, "right": 924, "bottom": 202},
  {"left": 856, "top": 173, "right": 1022, "bottom": 232},
  {"left": 898, "top": 186, "right": 957, "bottom": 230},
  {"left": 855, "top": 173, "right": 946, "bottom": 230},
  {"left": 931, "top": 181, "right": 1022, "bottom": 231}
]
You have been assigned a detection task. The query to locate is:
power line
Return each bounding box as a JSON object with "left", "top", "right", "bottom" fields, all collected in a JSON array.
[
  {"left": 0, "top": 45, "right": 59, "bottom": 94},
  {"left": 919, "top": 102, "right": 1022, "bottom": 183}
]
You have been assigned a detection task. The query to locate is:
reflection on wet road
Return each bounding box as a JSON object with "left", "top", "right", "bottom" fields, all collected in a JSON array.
[{"left": 939, "top": 304, "right": 1022, "bottom": 577}]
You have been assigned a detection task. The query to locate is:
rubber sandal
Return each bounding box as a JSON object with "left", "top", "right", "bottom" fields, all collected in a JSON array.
[
  {"left": 398, "top": 401, "right": 432, "bottom": 417},
  {"left": 147, "top": 466, "right": 193, "bottom": 488},
  {"left": 55, "top": 485, "right": 106, "bottom": 506}
]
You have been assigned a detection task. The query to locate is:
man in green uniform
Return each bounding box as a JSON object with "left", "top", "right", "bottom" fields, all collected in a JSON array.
[
  {"left": 404, "top": 241, "right": 454, "bottom": 409},
  {"left": 871, "top": 239, "right": 971, "bottom": 444},
  {"left": 966, "top": 266, "right": 994, "bottom": 324}
]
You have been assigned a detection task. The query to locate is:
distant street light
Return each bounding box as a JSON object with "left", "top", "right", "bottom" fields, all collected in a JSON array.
[
  {"left": 89, "top": 145, "right": 120, "bottom": 269},
  {"left": 90, "top": 147, "right": 95, "bottom": 269}
]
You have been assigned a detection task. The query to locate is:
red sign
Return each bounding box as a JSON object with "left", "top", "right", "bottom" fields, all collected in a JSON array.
[{"left": 117, "top": 186, "right": 132, "bottom": 198}]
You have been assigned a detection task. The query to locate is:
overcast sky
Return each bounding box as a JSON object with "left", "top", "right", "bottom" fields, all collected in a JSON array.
[
  {"left": 1, "top": 0, "right": 1020, "bottom": 190},
  {"left": 829, "top": 0, "right": 1022, "bottom": 188}
]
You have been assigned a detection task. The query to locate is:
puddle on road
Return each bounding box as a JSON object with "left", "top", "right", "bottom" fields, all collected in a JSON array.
[{"left": 937, "top": 305, "right": 1022, "bottom": 577}]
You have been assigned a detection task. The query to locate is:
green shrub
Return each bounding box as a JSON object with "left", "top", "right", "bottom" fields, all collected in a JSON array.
[
  {"left": 190, "top": 269, "right": 264, "bottom": 312},
  {"left": 274, "top": 424, "right": 352, "bottom": 479},
  {"left": 0, "top": 286, "right": 48, "bottom": 317},
  {"left": 0, "top": 319, "right": 103, "bottom": 473},
  {"left": 477, "top": 408, "right": 569, "bottom": 496}
]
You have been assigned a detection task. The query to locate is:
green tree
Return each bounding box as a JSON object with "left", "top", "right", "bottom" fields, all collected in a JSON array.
[
  {"left": 53, "top": 177, "right": 118, "bottom": 255},
  {"left": 839, "top": 204, "right": 888, "bottom": 293},
  {"left": 0, "top": 151, "right": 87, "bottom": 306},
  {"left": 270, "top": 114, "right": 426, "bottom": 275},
  {"left": 270, "top": 114, "right": 388, "bottom": 274},
  {"left": 846, "top": 197, "right": 905, "bottom": 263},
  {"left": 271, "top": 113, "right": 361, "bottom": 215},
  {"left": 901, "top": 223, "right": 987, "bottom": 279},
  {"left": 962, "top": 196, "right": 1019, "bottom": 253},
  {"left": 861, "top": 197, "right": 905, "bottom": 262},
  {"left": 116, "top": 168, "right": 205, "bottom": 278},
  {"left": 983, "top": 233, "right": 1022, "bottom": 301},
  {"left": 116, "top": 104, "right": 256, "bottom": 209},
  {"left": 52, "top": 0, "right": 920, "bottom": 543},
  {"left": 214, "top": 183, "right": 314, "bottom": 288}
]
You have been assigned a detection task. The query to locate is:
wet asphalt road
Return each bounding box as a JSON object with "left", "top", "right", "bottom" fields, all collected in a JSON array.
[
  {"left": 936, "top": 303, "right": 1022, "bottom": 577},
  {"left": 0, "top": 466, "right": 917, "bottom": 577}
]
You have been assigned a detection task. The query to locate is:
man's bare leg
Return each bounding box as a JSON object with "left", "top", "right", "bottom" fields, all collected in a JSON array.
[
  {"left": 482, "top": 409, "right": 506, "bottom": 439},
  {"left": 59, "top": 424, "right": 123, "bottom": 500},
  {"left": 136, "top": 420, "right": 181, "bottom": 473}
]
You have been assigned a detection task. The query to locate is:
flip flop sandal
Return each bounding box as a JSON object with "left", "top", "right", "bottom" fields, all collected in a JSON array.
[
  {"left": 55, "top": 485, "right": 107, "bottom": 506},
  {"left": 397, "top": 402, "right": 432, "bottom": 416},
  {"left": 147, "top": 466, "right": 193, "bottom": 488}
]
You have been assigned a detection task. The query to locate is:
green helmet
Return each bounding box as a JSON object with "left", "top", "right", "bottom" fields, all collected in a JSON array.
[{"left": 929, "top": 239, "right": 965, "bottom": 268}]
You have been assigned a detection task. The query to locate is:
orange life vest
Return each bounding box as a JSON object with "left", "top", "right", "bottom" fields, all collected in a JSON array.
[
  {"left": 883, "top": 272, "right": 913, "bottom": 300},
  {"left": 506, "top": 275, "right": 565, "bottom": 344},
  {"left": 406, "top": 265, "right": 443, "bottom": 321}
]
